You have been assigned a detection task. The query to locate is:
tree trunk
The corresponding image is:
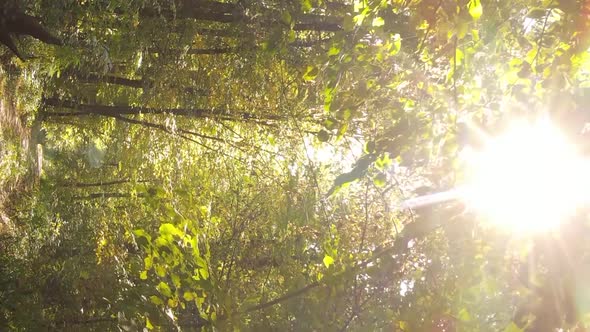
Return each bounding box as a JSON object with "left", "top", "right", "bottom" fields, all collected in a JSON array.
[
  {"left": 43, "top": 97, "right": 286, "bottom": 122},
  {"left": 59, "top": 179, "right": 149, "bottom": 188},
  {"left": 141, "top": 0, "right": 243, "bottom": 23},
  {"left": 140, "top": 0, "right": 343, "bottom": 32},
  {"left": 63, "top": 70, "right": 145, "bottom": 89},
  {"left": 72, "top": 192, "right": 147, "bottom": 200}
]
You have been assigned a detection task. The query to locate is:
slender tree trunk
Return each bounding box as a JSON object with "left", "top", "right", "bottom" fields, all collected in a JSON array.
[
  {"left": 61, "top": 70, "right": 209, "bottom": 95},
  {"left": 150, "top": 48, "right": 235, "bottom": 55},
  {"left": 58, "top": 317, "right": 117, "bottom": 326},
  {"left": 293, "top": 21, "right": 342, "bottom": 32},
  {"left": 186, "top": 47, "right": 235, "bottom": 55},
  {"left": 141, "top": 0, "right": 243, "bottom": 23},
  {"left": 140, "top": 0, "right": 343, "bottom": 31},
  {"left": 62, "top": 70, "right": 146, "bottom": 88},
  {"left": 59, "top": 179, "right": 149, "bottom": 188},
  {"left": 72, "top": 192, "right": 147, "bottom": 200},
  {"left": 42, "top": 97, "right": 286, "bottom": 122},
  {"left": 194, "top": 28, "right": 236, "bottom": 37}
]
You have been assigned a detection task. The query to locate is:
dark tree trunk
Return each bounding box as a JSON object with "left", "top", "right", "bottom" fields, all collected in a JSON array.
[
  {"left": 293, "top": 21, "right": 342, "bottom": 32},
  {"left": 42, "top": 97, "right": 286, "bottom": 122},
  {"left": 63, "top": 70, "right": 145, "bottom": 89},
  {"left": 140, "top": 0, "right": 343, "bottom": 32},
  {"left": 141, "top": 0, "right": 243, "bottom": 23},
  {"left": 186, "top": 47, "right": 235, "bottom": 55},
  {"left": 60, "top": 179, "right": 149, "bottom": 188},
  {"left": 0, "top": 4, "right": 62, "bottom": 60},
  {"left": 61, "top": 70, "right": 209, "bottom": 95},
  {"left": 73, "top": 192, "right": 147, "bottom": 200}
]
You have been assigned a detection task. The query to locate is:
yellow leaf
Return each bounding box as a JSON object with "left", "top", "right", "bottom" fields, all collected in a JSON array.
[
  {"left": 468, "top": 0, "right": 483, "bottom": 20},
  {"left": 372, "top": 17, "right": 385, "bottom": 27},
  {"left": 323, "top": 255, "right": 334, "bottom": 268},
  {"left": 167, "top": 298, "right": 178, "bottom": 308},
  {"left": 458, "top": 308, "right": 471, "bottom": 321},
  {"left": 156, "top": 265, "right": 166, "bottom": 277},
  {"left": 146, "top": 316, "right": 154, "bottom": 330},
  {"left": 399, "top": 321, "right": 409, "bottom": 331},
  {"left": 150, "top": 295, "right": 163, "bottom": 305},
  {"left": 183, "top": 291, "right": 195, "bottom": 301},
  {"left": 156, "top": 281, "right": 172, "bottom": 298},
  {"left": 144, "top": 256, "right": 152, "bottom": 270}
]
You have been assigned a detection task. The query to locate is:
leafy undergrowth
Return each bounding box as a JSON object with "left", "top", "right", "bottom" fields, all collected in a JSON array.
[{"left": 0, "top": 63, "right": 36, "bottom": 236}]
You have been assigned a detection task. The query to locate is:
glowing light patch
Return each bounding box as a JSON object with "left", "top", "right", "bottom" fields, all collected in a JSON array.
[{"left": 461, "top": 119, "right": 590, "bottom": 234}]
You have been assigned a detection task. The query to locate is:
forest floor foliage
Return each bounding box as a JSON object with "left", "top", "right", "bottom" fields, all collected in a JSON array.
[{"left": 0, "top": 65, "right": 32, "bottom": 236}]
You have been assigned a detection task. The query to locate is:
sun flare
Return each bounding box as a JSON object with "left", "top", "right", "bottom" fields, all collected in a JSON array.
[{"left": 461, "top": 118, "right": 590, "bottom": 234}]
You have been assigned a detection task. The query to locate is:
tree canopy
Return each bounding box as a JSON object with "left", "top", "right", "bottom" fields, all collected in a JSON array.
[{"left": 2, "top": 0, "right": 590, "bottom": 331}]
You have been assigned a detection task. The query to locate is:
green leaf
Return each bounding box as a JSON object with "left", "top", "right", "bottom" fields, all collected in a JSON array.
[
  {"left": 372, "top": 17, "right": 385, "bottom": 27},
  {"left": 455, "top": 48, "right": 464, "bottom": 65},
  {"left": 146, "top": 316, "right": 154, "bottom": 330},
  {"left": 503, "top": 322, "right": 524, "bottom": 332},
  {"left": 171, "top": 274, "right": 181, "bottom": 288},
  {"left": 140, "top": 271, "right": 148, "bottom": 280},
  {"left": 373, "top": 173, "right": 387, "bottom": 187},
  {"left": 133, "top": 229, "right": 151, "bottom": 241},
  {"left": 300, "top": 0, "right": 312, "bottom": 12},
  {"left": 183, "top": 291, "right": 195, "bottom": 301},
  {"left": 323, "top": 255, "right": 334, "bottom": 268},
  {"left": 281, "top": 11, "right": 292, "bottom": 25},
  {"left": 328, "top": 46, "right": 340, "bottom": 56},
  {"left": 468, "top": 0, "right": 483, "bottom": 20},
  {"left": 150, "top": 295, "right": 164, "bottom": 305},
  {"left": 144, "top": 256, "right": 153, "bottom": 270},
  {"left": 159, "top": 223, "right": 183, "bottom": 237},
  {"left": 303, "top": 66, "right": 319, "bottom": 81},
  {"left": 399, "top": 321, "right": 409, "bottom": 331},
  {"left": 375, "top": 154, "right": 392, "bottom": 170},
  {"left": 156, "top": 282, "right": 173, "bottom": 298},
  {"left": 458, "top": 308, "right": 471, "bottom": 321},
  {"left": 336, "top": 122, "right": 348, "bottom": 140},
  {"left": 199, "top": 267, "right": 209, "bottom": 280},
  {"left": 155, "top": 265, "right": 167, "bottom": 277}
]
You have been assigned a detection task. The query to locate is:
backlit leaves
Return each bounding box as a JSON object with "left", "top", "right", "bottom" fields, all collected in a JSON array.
[
  {"left": 323, "top": 255, "right": 335, "bottom": 268},
  {"left": 468, "top": 0, "right": 483, "bottom": 20}
]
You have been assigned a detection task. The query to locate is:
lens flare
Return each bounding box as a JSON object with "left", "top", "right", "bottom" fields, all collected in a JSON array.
[{"left": 461, "top": 119, "right": 590, "bottom": 234}]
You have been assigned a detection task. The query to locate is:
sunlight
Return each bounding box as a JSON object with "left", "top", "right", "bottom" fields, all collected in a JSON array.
[{"left": 461, "top": 118, "right": 590, "bottom": 234}]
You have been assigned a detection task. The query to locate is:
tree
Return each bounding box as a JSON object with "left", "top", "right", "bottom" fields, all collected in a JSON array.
[{"left": 2, "top": 0, "right": 590, "bottom": 331}]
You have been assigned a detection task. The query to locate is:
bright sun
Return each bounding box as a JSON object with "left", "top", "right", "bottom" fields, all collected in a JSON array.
[{"left": 460, "top": 118, "right": 590, "bottom": 234}]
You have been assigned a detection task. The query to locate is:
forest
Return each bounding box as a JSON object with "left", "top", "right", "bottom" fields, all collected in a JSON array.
[{"left": 2, "top": 0, "right": 590, "bottom": 330}]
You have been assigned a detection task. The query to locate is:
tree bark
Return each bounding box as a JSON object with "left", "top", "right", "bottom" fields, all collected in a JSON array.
[
  {"left": 140, "top": 0, "right": 343, "bottom": 32},
  {"left": 0, "top": 4, "right": 62, "bottom": 60},
  {"left": 62, "top": 70, "right": 146, "bottom": 88},
  {"left": 61, "top": 70, "right": 209, "bottom": 95},
  {"left": 60, "top": 179, "right": 149, "bottom": 188},
  {"left": 43, "top": 97, "right": 286, "bottom": 122},
  {"left": 186, "top": 47, "right": 235, "bottom": 55},
  {"left": 72, "top": 192, "right": 147, "bottom": 200},
  {"left": 140, "top": 0, "right": 243, "bottom": 23}
]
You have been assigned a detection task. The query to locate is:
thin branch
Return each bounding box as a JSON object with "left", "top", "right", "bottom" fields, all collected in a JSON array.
[
  {"left": 532, "top": 6, "right": 553, "bottom": 67},
  {"left": 415, "top": 0, "right": 443, "bottom": 55}
]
